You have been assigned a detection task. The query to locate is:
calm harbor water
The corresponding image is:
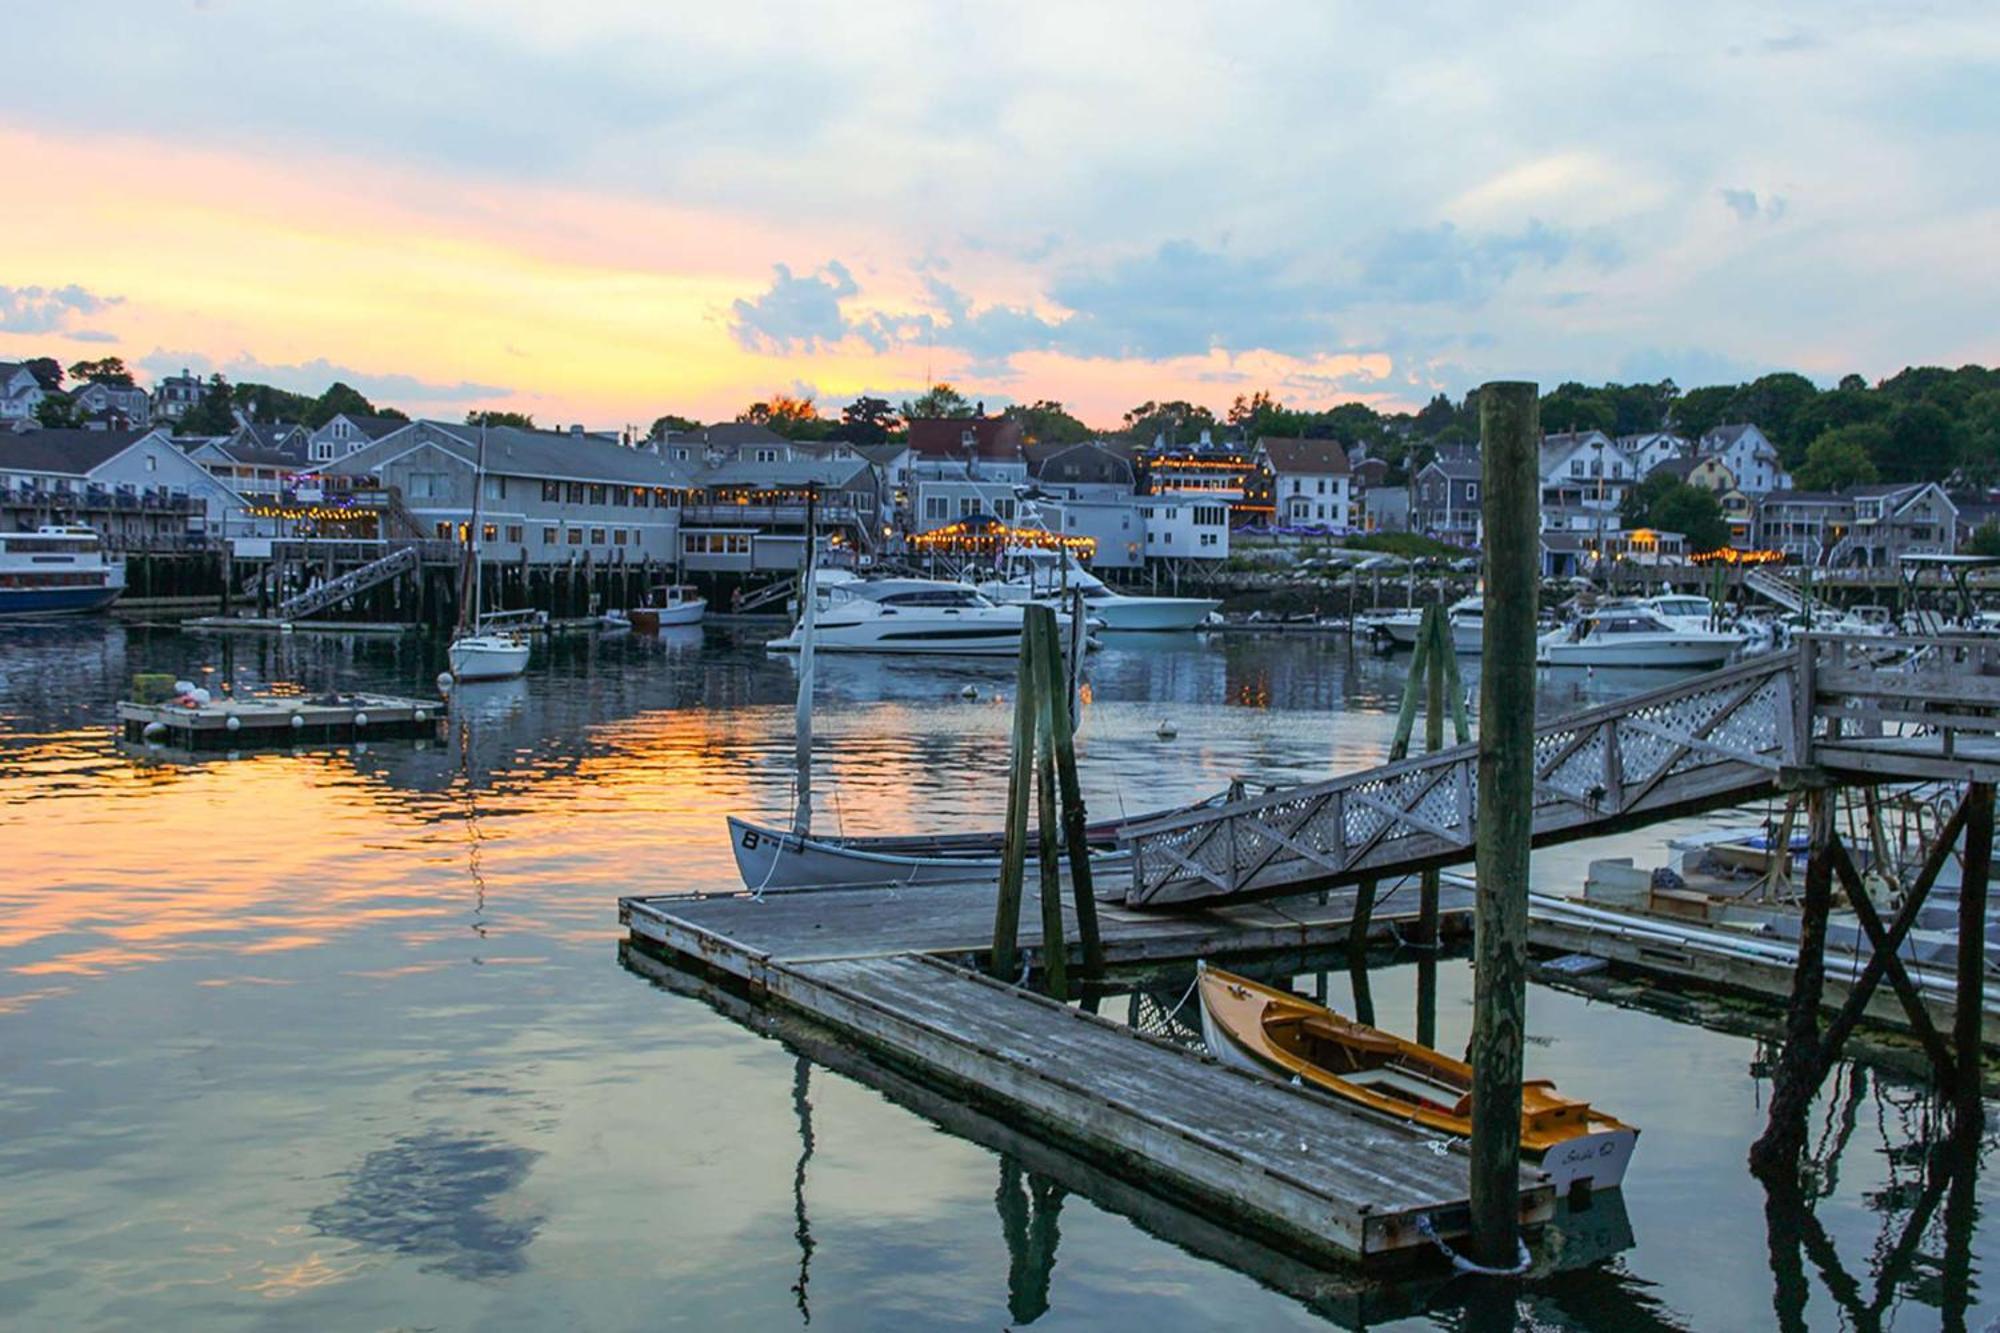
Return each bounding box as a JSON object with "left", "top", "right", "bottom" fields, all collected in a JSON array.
[{"left": 0, "top": 621, "right": 1992, "bottom": 1330}]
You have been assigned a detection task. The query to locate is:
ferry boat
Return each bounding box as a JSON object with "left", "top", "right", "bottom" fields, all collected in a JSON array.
[{"left": 0, "top": 526, "right": 125, "bottom": 617}]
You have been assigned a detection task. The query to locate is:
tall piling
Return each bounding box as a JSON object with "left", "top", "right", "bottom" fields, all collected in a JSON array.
[
  {"left": 1955, "top": 783, "right": 1992, "bottom": 1123},
  {"left": 1467, "top": 380, "right": 1538, "bottom": 1267}
]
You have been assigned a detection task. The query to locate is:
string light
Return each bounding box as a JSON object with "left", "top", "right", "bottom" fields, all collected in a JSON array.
[{"left": 908, "top": 517, "right": 1097, "bottom": 557}]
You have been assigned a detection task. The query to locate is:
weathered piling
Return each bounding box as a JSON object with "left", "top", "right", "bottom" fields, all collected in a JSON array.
[
  {"left": 1467, "top": 380, "right": 1538, "bottom": 1267},
  {"left": 991, "top": 611, "right": 1041, "bottom": 980},
  {"left": 1955, "top": 783, "right": 1993, "bottom": 1122}
]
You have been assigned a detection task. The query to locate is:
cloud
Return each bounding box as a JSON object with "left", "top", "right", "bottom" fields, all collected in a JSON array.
[
  {"left": 135, "top": 350, "right": 507, "bottom": 404},
  {"left": 0, "top": 283, "right": 124, "bottom": 336},
  {"left": 1719, "top": 188, "right": 1788, "bottom": 223},
  {"left": 729, "top": 261, "right": 862, "bottom": 353},
  {"left": 1354, "top": 221, "right": 1607, "bottom": 306}
]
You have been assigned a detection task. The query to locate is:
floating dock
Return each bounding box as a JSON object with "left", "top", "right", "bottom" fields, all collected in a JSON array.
[
  {"left": 117, "top": 691, "right": 445, "bottom": 750},
  {"left": 620, "top": 878, "right": 1558, "bottom": 1266}
]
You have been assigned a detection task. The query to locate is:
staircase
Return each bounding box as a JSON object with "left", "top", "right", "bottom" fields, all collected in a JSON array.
[
  {"left": 275, "top": 545, "right": 420, "bottom": 620},
  {"left": 1745, "top": 567, "right": 1805, "bottom": 614}
]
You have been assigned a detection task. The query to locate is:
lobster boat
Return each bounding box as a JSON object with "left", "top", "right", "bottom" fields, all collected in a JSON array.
[{"left": 1196, "top": 963, "right": 1637, "bottom": 1193}]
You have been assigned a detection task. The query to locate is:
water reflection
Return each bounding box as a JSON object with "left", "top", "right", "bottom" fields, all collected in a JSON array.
[{"left": 308, "top": 1129, "right": 542, "bottom": 1278}]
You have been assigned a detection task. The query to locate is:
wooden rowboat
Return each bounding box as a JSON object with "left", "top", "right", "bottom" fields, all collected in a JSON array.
[{"left": 1196, "top": 963, "right": 1637, "bottom": 1193}]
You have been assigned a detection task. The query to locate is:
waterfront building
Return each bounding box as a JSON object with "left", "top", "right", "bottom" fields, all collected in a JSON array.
[
  {"left": 1837, "top": 482, "right": 1958, "bottom": 566},
  {"left": 67, "top": 379, "right": 152, "bottom": 429},
  {"left": 306, "top": 413, "right": 410, "bottom": 464},
  {"left": 1700, "top": 423, "right": 1791, "bottom": 496},
  {"left": 907, "top": 415, "right": 1029, "bottom": 530},
  {"left": 1409, "top": 452, "right": 1482, "bottom": 546},
  {"left": 150, "top": 368, "right": 206, "bottom": 423},
  {"left": 1619, "top": 431, "right": 1691, "bottom": 477},
  {"left": 1255, "top": 436, "right": 1353, "bottom": 529},
  {"left": 0, "top": 427, "right": 254, "bottom": 546},
  {"left": 1754, "top": 490, "right": 1851, "bottom": 563}
]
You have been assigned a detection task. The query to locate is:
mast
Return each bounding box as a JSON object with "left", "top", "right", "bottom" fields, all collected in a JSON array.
[
  {"left": 457, "top": 423, "right": 489, "bottom": 637},
  {"left": 792, "top": 486, "right": 819, "bottom": 837}
]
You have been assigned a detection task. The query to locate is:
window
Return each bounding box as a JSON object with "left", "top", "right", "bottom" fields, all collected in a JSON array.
[
  {"left": 612, "top": 486, "right": 628, "bottom": 507},
  {"left": 408, "top": 472, "right": 447, "bottom": 500},
  {"left": 435, "top": 521, "right": 451, "bottom": 539},
  {"left": 1200, "top": 532, "right": 1217, "bottom": 547},
  {"left": 483, "top": 476, "right": 504, "bottom": 501},
  {"left": 567, "top": 528, "right": 583, "bottom": 545},
  {"left": 1291, "top": 479, "right": 1302, "bottom": 495},
  {"left": 995, "top": 498, "right": 1015, "bottom": 520},
  {"left": 505, "top": 525, "right": 522, "bottom": 544},
  {"left": 960, "top": 430, "right": 975, "bottom": 447},
  {"left": 543, "top": 480, "right": 561, "bottom": 502},
  {"left": 566, "top": 482, "right": 585, "bottom": 504},
  {"left": 312, "top": 442, "right": 334, "bottom": 463},
  {"left": 145, "top": 455, "right": 158, "bottom": 473},
  {"left": 924, "top": 497, "right": 948, "bottom": 521},
  {"left": 959, "top": 497, "right": 979, "bottom": 517},
  {"left": 1467, "top": 483, "right": 1478, "bottom": 501},
  {"left": 1570, "top": 461, "right": 1583, "bottom": 477},
  {"left": 755, "top": 448, "right": 779, "bottom": 464},
  {"left": 332, "top": 421, "right": 351, "bottom": 440},
  {"left": 482, "top": 523, "right": 497, "bottom": 542},
  {"left": 613, "top": 528, "right": 628, "bottom": 545},
  {"left": 631, "top": 487, "right": 649, "bottom": 507},
  {"left": 590, "top": 527, "right": 606, "bottom": 545},
  {"left": 589, "top": 484, "right": 607, "bottom": 505},
  {"left": 1316, "top": 478, "right": 1326, "bottom": 495},
  {"left": 672, "top": 448, "right": 690, "bottom": 461},
  {"left": 543, "top": 526, "right": 558, "bottom": 545}
]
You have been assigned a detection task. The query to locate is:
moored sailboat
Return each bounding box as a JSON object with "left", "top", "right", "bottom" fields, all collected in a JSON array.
[{"left": 446, "top": 425, "right": 530, "bottom": 683}]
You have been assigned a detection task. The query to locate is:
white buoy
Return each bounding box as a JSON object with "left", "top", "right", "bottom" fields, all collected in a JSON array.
[
  {"left": 352, "top": 711, "right": 369, "bottom": 728},
  {"left": 290, "top": 713, "right": 305, "bottom": 730},
  {"left": 413, "top": 708, "right": 428, "bottom": 723},
  {"left": 960, "top": 684, "right": 979, "bottom": 700},
  {"left": 142, "top": 721, "right": 167, "bottom": 742},
  {"left": 436, "top": 672, "right": 455, "bottom": 694},
  {"left": 225, "top": 714, "right": 241, "bottom": 733},
  {"left": 1157, "top": 719, "right": 1179, "bottom": 739}
]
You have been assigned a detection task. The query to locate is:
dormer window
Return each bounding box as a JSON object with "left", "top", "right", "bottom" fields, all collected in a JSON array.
[{"left": 961, "top": 429, "right": 975, "bottom": 447}]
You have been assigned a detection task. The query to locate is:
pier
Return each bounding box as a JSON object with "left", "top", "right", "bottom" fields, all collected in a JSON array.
[
  {"left": 618, "top": 877, "right": 1562, "bottom": 1266},
  {"left": 117, "top": 691, "right": 444, "bottom": 750}
]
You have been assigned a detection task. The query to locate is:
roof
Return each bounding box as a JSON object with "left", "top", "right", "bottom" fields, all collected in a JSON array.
[
  {"left": 323, "top": 420, "right": 699, "bottom": 487},
  {"left": 1758, "top": 489, "right": 1847, "bottom": 505},
  {"left": 702, "top": 456, "right": 875, "bottom": 488},
  {"left": 320, "top": 413, "right": 408, "bottom": 440},
  {"left": 1421, "top": 456, "right": 1481, "bottom": 481},
  {"left": 662, "top": 422, "right": 789, "bottom": 448},
  {"left": 1255, "top": 436, "right": 1351, "bottom": 476},
  {"left": 1703, "top": 423, "right": 1764, "bottom": 449},
  {"left": 0, "top": 428, "right": 154, "bottom": 476},
  {"left": 1027, "top": 440, "right": 1134, "bottom": 484},
  {"left": 906, "top": 416, "right": 1025, "bottom": 463},
  {"left": 1847, "top": 482, "right": 1930, "bottom": 498},
  {"left": 1649, "top": 456, "right": 1701, "bottom": 481}
]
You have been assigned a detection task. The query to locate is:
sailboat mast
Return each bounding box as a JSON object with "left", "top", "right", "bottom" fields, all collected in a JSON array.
[
  {"left": 470, "top": 423, "right": 488, "bottom": 626},
  {"left": 792, "top": 485, "right": 819, "bottom": 838}
]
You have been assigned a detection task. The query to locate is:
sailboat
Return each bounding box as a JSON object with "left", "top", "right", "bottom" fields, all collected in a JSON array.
[{"left": 447, "top": 425, "right": 531, "bottom": 683}]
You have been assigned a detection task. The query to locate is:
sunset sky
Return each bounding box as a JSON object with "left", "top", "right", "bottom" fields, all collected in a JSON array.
[{"left": 2, "top": 1, "right": 1995, "bottom": 428}]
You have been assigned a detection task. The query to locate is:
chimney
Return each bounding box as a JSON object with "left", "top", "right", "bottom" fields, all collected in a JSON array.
[{"left": 570, "top": 424, "right": 584, "bottom": 437}]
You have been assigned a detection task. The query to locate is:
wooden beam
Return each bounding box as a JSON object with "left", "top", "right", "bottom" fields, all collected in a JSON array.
[
  {"left": 1955, "top": 783, "right": 1992, "bottom": 1121},
  {"left": 991, "top": 609, "right": 1040, "bottom": 979},
  {"left": 1825, "top": 838, "right": 1957, "bottom": 1085},
  {"left": 1750, "top": 788, "right": 1836, "bottom": 1178},
  {"left": 1040, "top": 601, "right": 1103, "bottom": 976}
]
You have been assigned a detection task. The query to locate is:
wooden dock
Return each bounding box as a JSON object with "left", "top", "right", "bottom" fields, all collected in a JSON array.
[
  {"left": 117, "top": 692, "right": 444, "bottom": 750},
  {"left": 620, "top": 877, "right": 1556, "bottom": 1266}
]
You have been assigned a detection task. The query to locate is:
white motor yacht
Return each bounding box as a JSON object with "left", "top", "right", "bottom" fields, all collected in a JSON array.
[
  {"left": 1541, "top": 607, "right": 1746, "bottom": 668},
  {"left": 0, "top": 526, "right": 124, "bottom": 616},
  {"left": 1640, "top": 593, "right": 1724, "bottom": 633},
  {"left": 1371, "top": 595, "right": 1485, "bottom": 653},
  {"left": 767, "top": 578, "right": 1033, "bottom": 656},
  {"left": 976, "top": 549, "right": 1220, "bottom": 631}
]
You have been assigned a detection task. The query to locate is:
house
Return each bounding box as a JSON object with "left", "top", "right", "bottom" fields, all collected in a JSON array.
[
  {"left": 151, "top": 368, "right": 207, "bottom": 423},
  {"left": 1540, "top": 429, "right": 1633, "bottom": 515},
  {"left": 0, "top": 427, "right": 254, "bottom": 545},
  {"left": 1619, "top": 431, "right": 1691, "bottom": 477},
  {"left": 1027, "top": 440, "right": 1134, "bottom": 498},
  {"left": 1755, "top": 491, "right": 1852, "bottom": 563},
  {"left": 906, "top": 415, "right": 1028, "bottom": 531},
  {"left": 1042, "top": 496, "right": 1146, "bottom": 569},
  {"left": 0, "top": 363, "right": 45, "bottom": 423},
  {"left": 1701, "top": 424, "right": 1790, "bottom": 496},
  {"left": 1255, "top": 437, "right": 1352, "bottom": 529},
  {"left": 66, "top": 379, "right": 152, "bottom": 429},
  {"left": 306, "top": 413, "right": 409, "bottom": 463},
  {"left": 182, "top": 423, "right": 312, "bottom": 503},
  {"left": 318, "top": 420, "right": 693, "bottom": 565},
  {"left": 1140, "top": 495, "right": 1232, "bottom": 562},
  {"left": 1837, "top": 482, "right": 1957, "bottom": 566},
  {"left": 1410, "top": 454, "right": 1481, "bottom": 546}
]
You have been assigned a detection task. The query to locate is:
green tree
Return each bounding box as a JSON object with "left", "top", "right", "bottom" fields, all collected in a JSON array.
[
  {"left": 67, "top": 356, "right": 134, "bottom": 387},
  {"left": 179, "top": 374, "right": 237, "bottom": 435},
  {"left": 1793, "top": 425, "right": 1884, "bottom": 490},
  {"left": 1644, "top": 484, "right": 1731, "bottom": 553},
  {"left": 1725, "top": 372, "right": 1820, "bottom": 454},
  {"left": 649, "top": 414, "right": 699, "bottom": 438},
  {"left": 1413, "top": 392, "right": 1457, "bottom": 437},
  {"left": 1001, "top": 399, "right": 1090, "bottom": 446},
  {"left": 34, "top": 395, "right": 77, "bottom": 429},
  {"left": 1837, "top": 373, "right": 1869, "bottom": 393},
  {"left": 901, "top": 382, "right": 975, "bottom": 419},
  {"left": 737, "top": 392, "right": 825, "bottom": 439},
  {"left": 23, "top": 356, "right": 62, "bottom": 392},
  {"left": 1671, "top": 384, "right": 1737, "bottom": 441},
  {"left": 1882, "top": 400, "right": 1959, "bottom": 482},
  {"left": 1969, "top": 522, "right": 2000, "bottom": 558},
  {"left": 306, "top": 381, "right": 380, "bottom": 427},
  {"left": 231, "top": 381, "right": 315, "bottom": 423},
  {"left": 1122, "top": 399, "right": 1217, "bottom": 445},
  {"left": 466, "top": 409, "right": 536, "bottom": 429},
  {"left": 1539, "top": 382, "right": 1615, "bottom": 434},
  {"left": 831, "top": 396, "right": 897, "bottom": 444}
]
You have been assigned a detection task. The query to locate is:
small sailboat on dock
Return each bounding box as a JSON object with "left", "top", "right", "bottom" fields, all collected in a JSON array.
[{"left": 1196, "top": 963, "right": 1637, "bottom": 1193}]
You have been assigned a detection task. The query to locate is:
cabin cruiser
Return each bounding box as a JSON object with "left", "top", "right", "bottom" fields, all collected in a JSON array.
[
  {"left": 767, "top": 578, "right": 1039, "bottom": 656},
  {"left": 974, "top": 548, "right": 1220, "bottom": 631},
  {"left": 1540, "top": 607, "right": 1746, "bottom": 668},
  {"left": 0, "top": 526, "right": 125, "bottom": 616},
  {"left": 1371, "top": 595, "right": 1485, "bottom": 653},
  {"left": 628, "top": 584, "right": 705, "bottom": 631},
  {"left": 1640, "top": 593, "right": 1723, "bottom": 633}
]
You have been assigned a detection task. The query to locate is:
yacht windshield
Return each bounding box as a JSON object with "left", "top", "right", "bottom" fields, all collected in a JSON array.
[{"left": 877, "top": 588, "right": 990, "bottom": 608}]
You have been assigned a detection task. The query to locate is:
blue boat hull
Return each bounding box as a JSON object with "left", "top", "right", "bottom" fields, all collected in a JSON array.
[{"left": 0, "top": 584, "right": 124, "bottom": 617}]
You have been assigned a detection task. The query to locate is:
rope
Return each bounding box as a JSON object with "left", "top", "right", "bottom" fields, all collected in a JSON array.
[{"left": 1414, "top": 1213, "right": 1532, "bottom": 1277}]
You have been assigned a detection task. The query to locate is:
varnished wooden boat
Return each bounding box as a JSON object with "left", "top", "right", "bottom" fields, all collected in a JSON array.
[{"left": 1196, "top": 963, "right": 1637, "bottom": 1193}]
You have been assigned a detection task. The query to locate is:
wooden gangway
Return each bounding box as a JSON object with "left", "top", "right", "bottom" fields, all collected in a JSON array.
[{"left": 1120, "top": 635, "right": 2000, "bottom": 909}]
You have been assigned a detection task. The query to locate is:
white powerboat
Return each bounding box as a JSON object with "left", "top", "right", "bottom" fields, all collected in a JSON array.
[
  {"left": 629, "top": 584, "right": 705, "bottom": 631},
  {"left": 1541, "top": 608, "right": 1746, "bottom": 669},
  {"left": 767, "top": 578, "right": 1033, "bottom": 656},
  {"left": 1371, "top": 595, "right": 1485, "bottom": 653},
  {"left": 1640, "top": 594, "right": 1723, "bottom": 633},
  {"left": 0, "top": 525, "right": 124, "bottom": 616},
  {"left": 975, "top": 549, "right": 1219, "bottom": 631}
]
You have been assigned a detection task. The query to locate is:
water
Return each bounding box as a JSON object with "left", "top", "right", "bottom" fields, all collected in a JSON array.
[{"left": 0, "top": 621, "right": 1991, "bottom": 1330}]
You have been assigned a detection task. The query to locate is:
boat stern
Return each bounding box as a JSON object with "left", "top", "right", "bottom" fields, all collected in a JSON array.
[{"left": 1536, "top": 1125, "right": 1638, "bottom": 1194}]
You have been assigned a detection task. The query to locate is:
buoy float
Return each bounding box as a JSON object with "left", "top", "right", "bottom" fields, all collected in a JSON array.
[
  {"left": 413, "top": 708, "right": 428, "bottom": 723},
  {"left": 142, "top": 721, "right": 167, "bottom": 742},
  {"left": 436, "top": 672, "right": 455, "bottom": 694},
  {"left": 290, "top": 713, "right": 305, "bottom": 730},
  {"left": 960, "top": 684, "right": 979, "bottom": 700},
  {"left": 225, "top": 714, "right": 241, "bottom": 733},
  {"left": 352, "top": 712, "right": 369, "bottom": 728},
  {"left": 1157, "top": 719, "right": 1179, "bottom": 739}
]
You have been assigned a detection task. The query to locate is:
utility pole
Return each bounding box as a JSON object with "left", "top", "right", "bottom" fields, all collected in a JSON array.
[{"left": 1467, "top": 381, "right": 1539, "bottom": 1268}]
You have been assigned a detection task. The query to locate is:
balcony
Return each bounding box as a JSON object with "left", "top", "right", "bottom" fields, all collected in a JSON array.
[{"left": 680, "top": 502, "right": 863, "bottom": 528}]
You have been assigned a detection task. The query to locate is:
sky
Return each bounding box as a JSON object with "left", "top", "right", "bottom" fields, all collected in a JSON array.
[{"left": 1, "top": 0, "right": 1995, "bottom": 429}]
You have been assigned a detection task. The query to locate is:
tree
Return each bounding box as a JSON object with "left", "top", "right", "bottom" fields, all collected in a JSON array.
[
  {"left": 1883, "top": 400, "right": 1959, "bottom": 482},
  {"left": 1725, "top": 372, "right": 1820, "bottom": 454},
  {"left": 649, "top": 414, "right": 699, "bottom": 438},
  {"left": 901, "top": 382, "right": 975, "bottom": 420},
  {"left": 67, "top": 356, "right": 133, "bottom": 387},
  {"left": 1837, "top": 373, "right": 1869, "bottom": 393},
  {"left": 1622, "top": 474, "right": 1730, "bottom": 551},
  {"left": 1671, "top": 384, "right": 1737, "bottom": 442},
  {"left": 23, "top": 357, "right": 62, "bottom": 392},
  {"left": 466, "top": 409, "right": 536, "bottom": 429},
  {"left": 1122, "top": 399, "right": 1216, "bottom": 445},
  {"left": 34, "top": 395, "right": 76, "bottom": 429},
  {"left": 1969, "top": 522, "right": 2000, "bottom": 558},
  {"left": 306, "top": 381, "right": 380, "bottom": 427},
  {"left": 737, "top": 392, "right": 825, "bottom": 439},
  {"left": 1539, "top": 382, "right": 1615, "bottom": 435},
  {"left": 231, "top": 381, "right": 314, "bottom": 423},
  {"left": 1793, "top": 425, "right": 1884, "bottom": 491},
  {"left": 829, "top": 396, "right": 897, "bottom": 444},
  {"left": 179, "top": 374, "right": 237, "bottom": 435},
  {"left": 1002, "top": 399, "right": 1090, "bottom": 446},
  {"left": 1412, "top": 392, "right": 1457, "bottom": 437}
]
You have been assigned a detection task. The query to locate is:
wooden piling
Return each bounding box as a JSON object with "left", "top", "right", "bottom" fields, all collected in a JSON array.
[
  {"left": 1041, "top": 600, "right": 1103, "bottom": 975},
  {"left": 991, "top": 606, "right": 1041, "bottom": 980},
  {"left": 1027, "top": 611, "right": 1070, "bottom": 999},
  {"left": 1467, "top": 379, "right": 1538, "bottom": 1267},
  {"left": 1955, "top": 783, "right": 1992, "bottom": 1122},
  {"left": 1750, "top": 785, "right": 1836, "bottom": 1176},
  {"left": 1419, "top": 604, "right": 1448, "bottom": 949}
]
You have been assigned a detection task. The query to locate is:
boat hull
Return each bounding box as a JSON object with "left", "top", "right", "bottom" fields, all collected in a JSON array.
[
  {"left": 766, "top": 629, "right": 1024, "bottom": 656},
  {"left": 1089, "top": 596, "right": 1222, "bottom": 632},
  {"left": 1541, "top": 637, "right": 1740, "bottom": 668},
  {"left": 728, "top": 815, "right": 1129, "bottom": 891},
  {"left": 448, "top": 637, "right": 530, "bottom": 681},
  {"left": 0, "top": 584, "right": 124, "bottom": 617}
]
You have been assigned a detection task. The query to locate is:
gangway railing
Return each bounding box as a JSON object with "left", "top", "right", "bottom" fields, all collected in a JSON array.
[{"left": 274, "top": 544, "right": 420, "bottom": 620}]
